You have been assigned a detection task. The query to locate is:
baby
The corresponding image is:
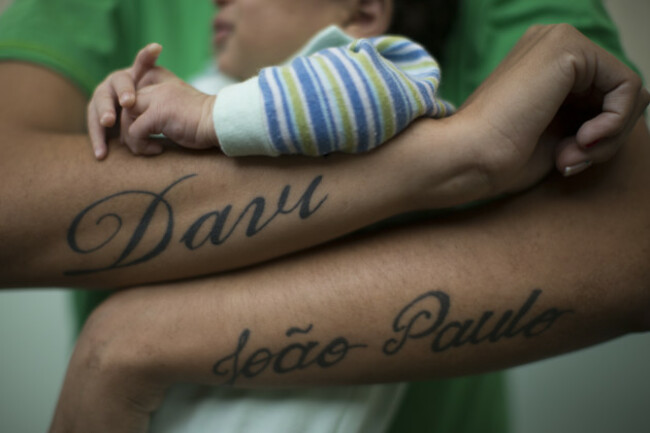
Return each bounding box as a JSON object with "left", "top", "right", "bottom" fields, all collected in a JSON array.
[{"left": 87, "top": 0, "right": 453, "bottom": 160}]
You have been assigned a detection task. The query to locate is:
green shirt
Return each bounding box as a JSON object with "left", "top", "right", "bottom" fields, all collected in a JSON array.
[{"left": 0, "top": 1, "right": 633, "bottom": 432}]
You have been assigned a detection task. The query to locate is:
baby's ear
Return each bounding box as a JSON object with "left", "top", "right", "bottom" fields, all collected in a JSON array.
[{"left": 344, "top": 0, "right": 393, "bottom": 38}]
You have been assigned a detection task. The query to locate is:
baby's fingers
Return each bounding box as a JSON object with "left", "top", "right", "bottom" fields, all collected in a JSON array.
[
  {"left": 110, "top": 70, "right": 138, "bottom": 109},
  {"left": 87, "top": 103, "right": 109, "bottom": 160},
  {"left": 132, "top": 43, "right": 163, "bottom": 84},
  {"left": 120, "top": 108, "right": 163, "bottom": 156}
]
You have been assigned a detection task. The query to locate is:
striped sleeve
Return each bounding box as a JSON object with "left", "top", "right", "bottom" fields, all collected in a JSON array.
[{"left": 258, "top": 36, "right": 455, "bottom": 156}]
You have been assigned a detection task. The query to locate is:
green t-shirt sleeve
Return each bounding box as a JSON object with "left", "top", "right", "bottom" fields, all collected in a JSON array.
[
  {"left": 0, "top": 0, "right": 141, "bottom": 95},
  {"left": 441, "top": 0, "right": 636, "bottom": 106},
  {"left": 0, "top": 0, "right": 214, "bottom": 96}
]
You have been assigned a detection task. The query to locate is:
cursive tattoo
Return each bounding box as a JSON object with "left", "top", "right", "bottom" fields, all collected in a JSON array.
[
  {"left": 212, "top": 290, "right": 571, "bottom": 385},
  {"left": 212, "top": 325, "right": 368, "bottom": 385},
  {"left": 65, "top": 175, "right": 327, "bottom": 275},
  {"left": 383, "top": 289, "right": 573, "bottom": 355}
]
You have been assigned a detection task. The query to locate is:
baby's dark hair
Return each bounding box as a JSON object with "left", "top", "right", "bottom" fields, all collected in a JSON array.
[{"left": 389, "top": 0, "right": 459, "bottom": 59}]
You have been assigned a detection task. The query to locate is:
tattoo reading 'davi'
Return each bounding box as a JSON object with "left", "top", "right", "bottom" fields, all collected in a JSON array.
[
  {"left": 65, "top": 174, "right": 327, "bottom": 276},
  {"left": 212, "top": 324, "right": 367, "bottom": 386},
  {"left": 383, "top": 289, "right": 573, "bottom": 355}
]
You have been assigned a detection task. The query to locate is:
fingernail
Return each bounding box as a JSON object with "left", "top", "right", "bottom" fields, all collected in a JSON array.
[
  {"left": 120, "top": 92, "right": 133, "bottom": 105},
  {"left": 563, "top": 160, "right": 593, "bottom": 177},
  {"left": 585, "top": 140, "right": 600, "bottom": 149}
]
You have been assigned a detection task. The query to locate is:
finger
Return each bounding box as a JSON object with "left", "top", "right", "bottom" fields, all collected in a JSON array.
[
  {"left": 578, "top": 86, "right": 649, "bottom": 154},
  {"left": 575, "top": 54, "right": 644, "bottom": 147},
  {"left": 555, "top": 132, "right": 624, "bottom": 177},
  {"left": 122, "top": 107, "right": 164, "bottom": 156},
  {"left": 87, "top": 103, "right": 108, "bottom": 160},
  {"left": 92, "top": 83, "right": 118, "bottom": 128},
  {"left": 129, "top": 87, "right": 153, "bottom": 117},
  {"left": 132, "top": 43, "right": 163, "bottom": 84},
  {"left": 136, "top": 139, "right": 164, "bottom": 156},
  {"left": 642, "top": 87, "right": 650, "bottom": 111},
  {"left": 554, "top": 136, "right": 593, "bottom": 177},
  {"left": 124, "top": 132, "right": 164, "bottom": 156},
  {"left": 120, "top": 108, "right": 135, "bottom": 152},
  {"left": 128, "top": 108, "right": 163, "bottom": 143},
  {"left": 109, "top": 70, "right": 139, "bottom": 109}
]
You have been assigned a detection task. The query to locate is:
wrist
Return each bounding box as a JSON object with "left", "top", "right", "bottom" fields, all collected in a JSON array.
[
  {"left": 199, "top": 94, "right": 220, "bottom": 150},
  {"left": 404, "top": 116, "right": 495, "bottom": 210}
]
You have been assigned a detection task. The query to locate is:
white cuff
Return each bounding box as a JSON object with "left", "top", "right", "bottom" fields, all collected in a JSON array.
[{"left": 213, "top": 76, "right": 278, "bottom": 157}]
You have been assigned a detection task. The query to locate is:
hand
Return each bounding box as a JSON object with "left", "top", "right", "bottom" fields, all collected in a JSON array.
[
  {"left": 455, "top": 24, "right": 650, "bottom": 194},
  {"left": 87, "top": 43, "right": 218, "bottom": 159},
  {"left": 87, "top": 43, "right": 164, "bottom": 159},
  {"left": 123, "top": 69, "right": 218, "bottom": 154},
  {"left": 49, "top": 294, "right": 169, "bottom": 433}
]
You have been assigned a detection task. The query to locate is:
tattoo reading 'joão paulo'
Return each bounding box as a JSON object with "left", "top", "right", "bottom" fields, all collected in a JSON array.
[
  {"left": 212, "top": 289, "right": 572, "bottom": 385},
  {"left": 64, "top": 174, "right": 327, "bottom": 276}
]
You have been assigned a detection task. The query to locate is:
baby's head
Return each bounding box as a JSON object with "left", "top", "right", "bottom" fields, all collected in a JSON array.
[{"left": 213, "top": 0, "right": 395, "bottom": 80}]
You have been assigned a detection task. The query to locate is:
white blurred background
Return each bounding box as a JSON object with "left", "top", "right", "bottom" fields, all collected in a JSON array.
[{"left": 0, "top": 0, "right": 648, "bottom": 432}]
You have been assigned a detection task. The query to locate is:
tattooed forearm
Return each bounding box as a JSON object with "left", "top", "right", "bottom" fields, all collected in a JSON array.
[
  {"left": 212, "top": 289, "right": 572, "bottom": 385},
  {"left": 65, "top": 175, "right": 328, "bottom": 276}
]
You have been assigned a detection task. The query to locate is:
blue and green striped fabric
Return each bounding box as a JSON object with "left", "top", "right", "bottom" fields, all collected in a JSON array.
[{"left": 257, "top": 35, "right": 454, "bottom": 156}]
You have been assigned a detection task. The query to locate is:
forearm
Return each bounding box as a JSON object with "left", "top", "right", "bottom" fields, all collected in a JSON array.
[
  {"left": 1, "top": 110, "right": 481, "bottom": 289},
  {"left": 75, "top": 122, "right": 650, "bottom": 390}
]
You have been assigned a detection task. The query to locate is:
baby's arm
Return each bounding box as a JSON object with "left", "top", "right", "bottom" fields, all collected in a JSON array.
[
  {"left": 214, "top": 35, "right": 454, "bottom": 157},
  {"left": 88, "top": 44, "right": 219, "bottom": 159}
]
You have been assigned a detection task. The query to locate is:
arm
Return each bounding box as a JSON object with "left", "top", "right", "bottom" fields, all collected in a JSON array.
[
  {"left": 51, "top": 119, "right": 650, "bottom": 432},
  {"left": 1, "top": 25, "right": 647, "bottom": 290},
  {"left": 0, "top": 62, "right": 482, "bottom": 290}
]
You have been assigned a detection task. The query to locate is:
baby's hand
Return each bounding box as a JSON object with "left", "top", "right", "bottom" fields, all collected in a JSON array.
[
  {"left": 122, "top": 76, "right": 218, "bottom": 155},
  {"left": 87, "top": 43, "right": 163, "bottom": 159},
  {"left": 88, "top": 44, "right": 219, "bottom": 159}
]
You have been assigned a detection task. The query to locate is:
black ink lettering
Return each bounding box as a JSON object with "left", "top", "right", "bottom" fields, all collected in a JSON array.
[
  {"left": 273, "top": 342, "right": 320, "bottom": 373},
  {"left": 316, "top": 338, "right": 367, "bottom": 368},
  {"left": 523, "top": 308, "right": 572, "bottom": 337},
  {"left": 296, "top": 176, "right": 328, "bottom": 218},
  {"left": 286, "top": 324, "right": 314, "bottom": 337},
  {"left": 181, "top": 206, "right": 233, "bottom": 249},
  {"left": 66, "top": 175, "right": 328, "bottom": 275},
  {"left": 383, "top": 291, "right": 449, "bottom": 355},
  {"left": 212, "top": 328, "right": 250, "bottom": 386},
  {"left": 503, "top": 289, "right": 543, "bottom": 337},
  {"left": 212, "top": 324, "right": 366, "bottom": 385},
  {"left": 465, "top": 311, "right": 495, "bottom": 344},
  {"left": 65, "top": 175, "right": 194, "bottom": 276},
  {"left": 486, "top": 311, "right": 514, "bottom": 343},
  {"left": 431, "top": 319, "right": 475, "bottom": 352},
  {"left": 385, "top": 289, "right": 573, "bottom": 355},
  {"left": 179, "top": 176, "right": 328, "bottom": 249},
  {"left": 241, "top": 348, "right": 273, "bottom": 378}
]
